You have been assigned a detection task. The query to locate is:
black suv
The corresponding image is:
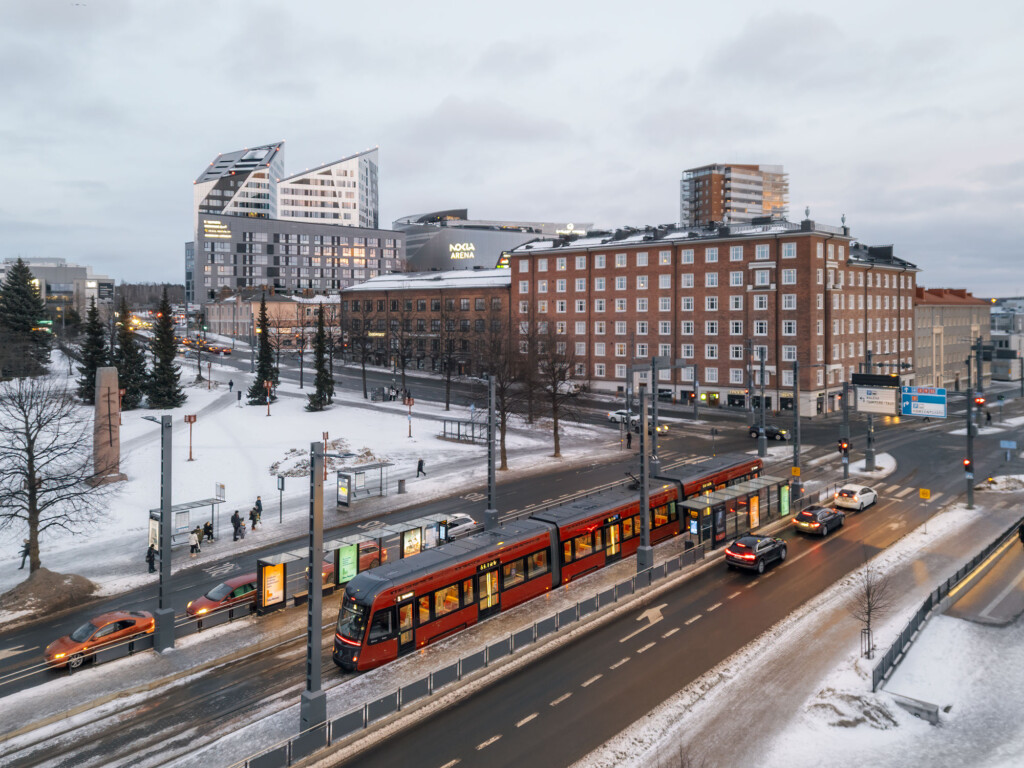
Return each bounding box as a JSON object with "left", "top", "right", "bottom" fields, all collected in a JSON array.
[
  {"left": 793, "top": 505, "right": 845, "bottom": 536},
  {"left": 749, "top": 424, "right": 790, "bottom": 441},
  {"left": 724, "top": 535, "right": 787, "bottom": 574}
]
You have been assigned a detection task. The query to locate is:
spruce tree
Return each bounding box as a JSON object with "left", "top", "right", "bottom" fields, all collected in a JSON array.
[
  {"left": 247, "top": 295, "right": 279, "bottom": 405},
  {"left": 0, "top": 257, "right": 51, "bottom": 376},
  {"left": 112, "top": 296, "right": 148, "bottom": 410},
  {"left": 76, "top": 297, "right": 108, "bottom": 404},
  {"left": 147, "top": 288, "right": 186, "bottom": 409},
  {"left": 306, "top": 306, "right": 334, "bottom": 411}
]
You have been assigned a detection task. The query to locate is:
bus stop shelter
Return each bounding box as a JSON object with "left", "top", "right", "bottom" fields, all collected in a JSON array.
[
  {"left": 337, "top": 462, "right": 394, "bottom": 506},
  {"left": 680, "top": 475, "right": 789, "bottom": 548}
]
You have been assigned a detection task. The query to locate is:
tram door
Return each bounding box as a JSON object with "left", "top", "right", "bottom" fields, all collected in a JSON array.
[
  {"left": 477, "top": 567, "right": 500, "bottom": 619},
  {"left": 397, "top": 597, "right": 416, "bottom": 655},
  {"left": 604, "top": 522, "right": 622, "bottom": 563}
]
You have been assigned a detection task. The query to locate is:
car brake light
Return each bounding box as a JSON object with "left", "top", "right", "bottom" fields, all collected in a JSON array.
[
  {"left": 187, "top": 601, "right": 192, "bottom": 608},
  {"left": 853, "top": 495, "right": 859, "bottom": 501},
  {"left": 810, "top": 522, "right": 820, "bottom": 528}
]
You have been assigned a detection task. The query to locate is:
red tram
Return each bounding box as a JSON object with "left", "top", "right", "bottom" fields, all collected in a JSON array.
[{"left": 334, "top": 454, "right": 762, "bottom": 672}]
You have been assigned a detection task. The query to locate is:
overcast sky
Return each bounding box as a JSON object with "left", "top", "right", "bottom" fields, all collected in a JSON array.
[{"left": 2, "top": 0, "right": 1022, "bottom": 295}]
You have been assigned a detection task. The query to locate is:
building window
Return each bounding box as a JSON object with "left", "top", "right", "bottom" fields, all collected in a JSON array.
[
  {"left": 681, "top": 320, "right": 694, "bottom": 335},
  {"left": 636, "top": 252, "right": 648, "bottom": 267},
  {"left": 681, "top": 273, "right": 694, "bottom": 288},
  {"left": 754, "top": 320, "right": 768, "bottom": 336},
  {"left": 754, "top": 295, "right": 768, "bottom": 310},
  {"left": 636, "top": 275, "right": 648, "bottom": 290},
  {"left": 755, "top": 244, "right": 770, "bottom": 260},
  {"left": 681, "top": 344, "right": 694, "bottom": 358},
  {"left": 556, "top": 257, "right": 566, "bottom": 271},
  {"left": 595, "top": 277, "right": 606, "bottom": 291},
  {"left": 754, "top": 270, "right": 770, "bottom": 286},
  {"left": 615, "top": 298, "right": 627, "bottom": 312},
  {"left": 705, "top": 321, "right": 718, "bottom": 335},
  {"left": 782, "top": 345, "right": 797, "bottom": 361},
  {"left": 705, "top": 272, "right": 718, "bottom": 288},
  {"left": 705, "top": 296, "right": 718, "bottom": 311},
  {"left": 730, "top": 245, "right": 744, "bottom": 261},
  {"left": 575, "top": 321, "right": 586, "bottom": 334},
  {"left": 538, "top": 300, "right": 547, "bottom": 313},
  {"left": 595, "top": 254, "right": 606, "bottom": 268},
  {"left": 537, "top": 258, "right": 548, "bottom": 272},
  {"left": 575, "top": 278, "right": 586, "bottom": 291},
  {"left": 615, "top": 343, "right": 627, "bottom": 357},
  {"left": 615, "top": 364, "right": 626, "bottom": 378},
  {"left": 538, "top": 280, "right": 548, "bottom": 293},
  {"left": 729, "top": 344, "right": 744, "bottom": 360},
  {"left": 817, "top": 243, "right": 824, "bottom": 259},
  {"left": 595, "top": 363, "right": 606, "bottom": 377},
  {"left": 659, "top": 250, "right": 672, "bottom": 265},
  {"left": 729, "top": 295, "right": 743, "bottom": 311},
  {"left": 705, "top": 367, "right": 718, "bottom": 383},
  {"left": 705, "top": 247, "right": 718, "bottom": 263},
  {"left": 636, "top": 343, "right": 649, "bottom": 357},
  {"left": 782, "top": 242, "right": 796, "bottom": 259},
  {"left": 556, "top": 279, "right": 567, "bottom": 293},
  {"left": 636, "top": 298, "right": 648, "bottom": 311},
  {"left": 659, "top": 320, "right": 671, "bottom": 335},
  {"left": 518, "top": 300, "right": 529, "bottom": 314},
  {"left": 730, "top": 368, "right": 744, "bottom": 384},
  {"left": 615, "top": 321, "right": 627, "bottom": 335},
  {"left": 576, "top": 255, "right": 587, "bottom": 269},
  {"left": 575, "top": 299, "right": 586, "bottom": 312},
  {"left": 615, "top": 276, "right": 627, "bottom": 290},
  {"left": 782, "top": 320, "right": 796, "bottom": 336},
  {"left": 556, "top": 300, "right": 567, "bottom": 313},
  {"left": 595, "top": 299, "right": 606, "bottom": 312},
  {"left": 595, "top": 321, "right": 606, "bottom": 334},
  {"left": 782, "top": 294, "right": 796, "bottom": 310},
  {"left": 659, "top": 297, "right": 671, "bottom": 311},
  {"left": 518, "top": 281, "right": 529, "bottom": 294},
  {"left": 730, "top": 271, "right": 743, "bottom": 287},
  {"left": 681, "top": 249, "right": 694, "bottom": 264},
  {"left": 658, "top": 274, "right": 671, "bottom": 289},
  {"left": 730, "top": 320, "right": 743, "bottom": 335},
  {"left": 681, "top": 297, "right": 694, "bottom": 311},
  {"left": 781, "top": 269, "right": 796, "bottom": 285},
  {"left": 615, "top": 253, "right": 627, "bottom": 267}
]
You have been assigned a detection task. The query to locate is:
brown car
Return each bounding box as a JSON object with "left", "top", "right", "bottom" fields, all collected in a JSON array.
[
  {"left": 44, "top": 610, "right": 155, "bottom": 669},
  {"left": 186, "top": 572, "right": 258, "bottom": 616}
]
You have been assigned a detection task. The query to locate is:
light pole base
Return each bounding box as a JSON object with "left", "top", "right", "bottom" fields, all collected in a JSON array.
[
  {"left": 757, "top": 436, "right": 767, "bottom": 458},
  {"left": 865, "top": 450, "right": 876, "bottom": 472},
  {"left": 300, "top": 689, "right": 327, "bottom": 732},
  {"left": 636, "top": 545, "right": 654, "bottom": 576},
  {"left": 154, "top": 607, "right": 175, "bottom": 653},
  {"left": 483, "top": 507, "right": 499, "bottom": 531}
]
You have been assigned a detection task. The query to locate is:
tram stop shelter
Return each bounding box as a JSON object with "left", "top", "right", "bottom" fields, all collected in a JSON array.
[
  {"left": 337, "top": 461, "right": 394, "bottom": 507},
  {"left": 679, "top": 475, "right": 789, "bottom": 548},
  {"left": 149, "top": 494, "right": 226, "bottom": 548}
]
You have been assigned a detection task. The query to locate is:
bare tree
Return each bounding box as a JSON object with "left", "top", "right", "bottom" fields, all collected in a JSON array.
[
  {"left": 342, "top": 296, "right": 376, "bottom": 399},
  {"left": 0, "top": 377, "right": 116, "bottom": 573},
  {"left": 477, "top": 299, "right": 522, "bottom": 470},
  {"left": 533, "top": 319, "right": 582, "bottom": 458},
  {"left": 291, "top": 302, "right": 313, "bottom": 389},
  {"left": 847, "top": 556, "right": 898, "bottom": 658},
  {"left": 436, "top": 294, "right": 462, "bottom": 411}
]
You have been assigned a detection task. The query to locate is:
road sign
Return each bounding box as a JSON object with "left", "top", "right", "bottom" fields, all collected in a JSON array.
[
  {"left": 857, "top": 386, "right": 899, "bottom": 415},
  {"left": 900, "top": 386, "right": 947, "bottom": 418},
  {"left": 791, "top": 466, "right": 801, "bottom": 477},
  {"left": 1000, "top": 440, "right": 1018, "bottom": 450},
  {"left": 919, "top": 488, "right": 930, "bottom": 500}
]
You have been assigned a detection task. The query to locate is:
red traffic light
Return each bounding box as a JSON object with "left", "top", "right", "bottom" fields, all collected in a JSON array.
[
  {"left": 974, "top": 396, "right": 986, "bottom": 406},
  {"left": 963, "top": 458, "right": 973, "bottom": 471}
]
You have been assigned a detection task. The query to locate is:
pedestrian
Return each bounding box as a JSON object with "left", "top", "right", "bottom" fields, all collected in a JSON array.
[
  {"left": 18, "top": 539, "right": 29, "bottom": 570},
  {"left": 146, "top": 544, "right": 157, "bottom": 573},
  {"left": 239, "top": 521, "right": 246, "bottom": 539},
  {"left": 188, "top": 529, "right": 200, "bottom": 558},
  {"left": 255, "top": 495, "right": 263, "bottom": 520},
  {"left": 417, "top": 458, "right": 426, "bottom": 477},
  {"left": 626, "top": 431, "right": 632, "bottom": 450},
  {"left": 203, "top": 521, "right": 214, "bottom": 543},
  {"left": 986, "top": 410, "right": 992, "bottom": 425},
  {"left": 1018, "top": 522, "right": 1024, "bottom": 548},
  {"left": 231, "top": 510, "right": 241, "bottom": 541},
  {"left": 249, "top": 506, "right": 258, "bottom": 531},
  {"left": 228, "top": 379, "right": 234, "bottom": 392}
]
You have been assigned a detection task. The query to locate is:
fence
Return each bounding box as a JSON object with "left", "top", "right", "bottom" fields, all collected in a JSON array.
[
  {"left": 871, "top": 515, "right": 1024, "bottom": 691},
  {"left": 230, "top": 544, "right": 706, "bottom": 768}
]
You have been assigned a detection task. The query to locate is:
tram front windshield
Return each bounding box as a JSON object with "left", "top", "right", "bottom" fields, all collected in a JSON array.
[{"left": 336, "top": 600, "right": 369, "bottom": 642}]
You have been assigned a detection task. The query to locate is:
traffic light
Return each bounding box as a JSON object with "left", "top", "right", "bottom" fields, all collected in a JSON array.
[
  {"left": 963, "top": 458, "right": 973, "bottom": 472},
  {"left": 974, "top": 394, "right": 986, "bottom": 407},
  {"left": 838, "top": 439, "right": 850, "bottom": 456},
  {"left": 837, "top": 440, "right": 844, "bottom": 455}
]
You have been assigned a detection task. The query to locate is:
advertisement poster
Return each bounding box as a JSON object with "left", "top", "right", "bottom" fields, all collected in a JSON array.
[
  {"left": 713, "top": 506, "right": 726, "bottom": 543},
  {"left": 337, "top": 544, "right": 358, "bottom": 583},
  {"left": 780, "top": 485, "right": 791, "bottom": 517},
  {"left": 749, "top": 495, "right": 760, "bottom": 529},
  {"left": 337, "top": 473, "right": 350, "bottom": 507},
  {"left": 148, "top": 517, "right": 159, "bottom": 549},
  {"left": 402, "top": 527, "right": 422, "bottom": 558},
  {"left": 261, "top": 563, "right": 285, "bottom": 608}
]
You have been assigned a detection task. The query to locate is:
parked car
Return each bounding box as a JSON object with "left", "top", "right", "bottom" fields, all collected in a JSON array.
[
  {"left": 607, "top": 410, "right": 635, "bottom": 423},
  {"left": 833, "top": 484, "right": 878, "bottom": 512},
  {"left": 445, "top": 513, "right": 483, "bottom": 539},
  {"left": 44, "top": 610, "right": 155, "bottom": 669},
  {"left": 724, "top": 535, "right": 787, "bottom": 574},
  {"left": 631, "top": 419, "right": 669, "bottom": 435},
  {"left": 793, "top": 505, "right": 845, "bottom": 536},
  {"left": 186, "top": 572, "right": 258, "bottom": 616},
  {"left": 749, "top": 424, "right": 790, "bottom": 441}
]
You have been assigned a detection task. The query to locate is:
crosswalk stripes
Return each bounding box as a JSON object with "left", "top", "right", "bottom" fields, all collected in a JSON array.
[{"left": 894, "top": 486, "right": 915, "bottom": 499}]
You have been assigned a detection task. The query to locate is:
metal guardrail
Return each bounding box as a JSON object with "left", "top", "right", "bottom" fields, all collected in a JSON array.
[
  {"left": 871, "top": 515, "right": 1024, "bottom": 691},
  {"left": 230, "top": 544, "right": 707, "bottom": 768}
]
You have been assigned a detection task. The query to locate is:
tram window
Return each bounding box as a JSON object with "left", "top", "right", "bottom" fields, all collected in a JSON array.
[
  {"left": 502, "top": 558, "right": 526, "bottom": 589},
  {"left": 527, "top": 549, "right": 549, "bottom": 578},
  {"left": 462, "top": 579, "right": 474, "bottom": 607},
  {"left": 653, "top": 505, "right": 669, "bottom": 527},
  {"left": 563, "top": 540, "right": 574, "bottom": 564},
  {"left": 418, "top": 595, "right": 431, "bottom": 624},
  {"left": 574, "top": 533, "right": 593, "bottom": 559},
  {"left": 668, "top": 501, "right": 678, "bottom": 522},
  {"left": 367, "top": 608, "right": 395, "bottom": 643},
  {"left": 594, "top": 527, "right": 603, "bottom": 551},
  {"left": 623, "top": 516, "right": 635, "bottom": 539},
  {"left": 434, "top": 584, "right": 461, "bottom": 617}
]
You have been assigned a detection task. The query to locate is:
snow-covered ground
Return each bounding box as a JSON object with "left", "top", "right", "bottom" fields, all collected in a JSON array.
[{"left": 0, "top": 359, "right": 620, "bottom": 620}]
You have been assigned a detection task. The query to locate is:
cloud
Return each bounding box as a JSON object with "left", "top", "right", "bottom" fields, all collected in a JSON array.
[{"left": 472, "top": 40, "right": 558, "bottom": 78}]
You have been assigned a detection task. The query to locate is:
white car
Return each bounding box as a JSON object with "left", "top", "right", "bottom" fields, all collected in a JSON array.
[
  {"left": 833, "top": 484, "right": 877, "bottom": 512},
  {"left": 607, "top": 410, "right": 635, "bottom": 423},
  {"left": 445, "top": 513, "right": 483, "bottom": 539}
]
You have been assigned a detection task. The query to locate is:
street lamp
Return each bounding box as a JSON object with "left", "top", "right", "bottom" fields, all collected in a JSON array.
[{"left": 141, "top": 414, "right": 174, "bottom": 652}]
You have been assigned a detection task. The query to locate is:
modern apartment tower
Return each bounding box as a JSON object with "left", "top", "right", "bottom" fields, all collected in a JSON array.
[
  {"left": 679, "top": 164, "right": 789, "bottom": 227},
  {"left": 194, "top": 142, "right": 285, "bottom": 221},
  {"left": 278, "top": 148, "right": 379, "bottom": 229}
]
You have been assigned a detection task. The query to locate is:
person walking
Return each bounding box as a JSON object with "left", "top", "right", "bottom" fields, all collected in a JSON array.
[
  {"left": 986, "top": 410, "right": 992, "bottom": 425},
  {"left": 203, "top": 521, "right": 214, "bottom": 543},
  {"left": 249, "top": 506, "right": 260, "bottom": 531},
  {"left": 417, "top": 458, "right": 426, "bottom": 477},
  {"left": 228, "top": 379, "right": 234, "bottom": 392},
  {"left": 146, "top": 544, "right": 157, "bottom": 573},
  {"left": 254, "top": 496, "right": 263, "bottom": 526},
  {"left": 188, "top": 529, "right": 200, "bottom": 558},
  {"left": 18, "top": 539, "right": 30, "bottom": 570},
  {"left": 626, "top": 431, "right": 632, "bottom": 450},
  {"left": 231, "top": 510, "right": 242, "bottom": 541}
]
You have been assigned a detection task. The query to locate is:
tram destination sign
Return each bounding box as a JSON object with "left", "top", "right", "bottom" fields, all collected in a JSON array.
[{"left": 901, "top": 386, "right": 947, "bottom": 418}]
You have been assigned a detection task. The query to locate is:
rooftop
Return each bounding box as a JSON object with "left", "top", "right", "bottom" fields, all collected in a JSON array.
[{"left": 343, "top": 269, "right": 510, "bottom": 292}]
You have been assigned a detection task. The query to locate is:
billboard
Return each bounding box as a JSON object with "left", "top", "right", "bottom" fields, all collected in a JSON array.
[
  {"left": 856, "top": 386, "right": 899, "bottom": 415},
  {"left": 337, "top": 544, "right": 359, "bottom": 584},
  {"left": 260, "top": 563, "right": 285, "bottom": 611}
]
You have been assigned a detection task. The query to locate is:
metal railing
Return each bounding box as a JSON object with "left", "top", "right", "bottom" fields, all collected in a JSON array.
[
  {"left": 230, "top": 544, "right": 707, "bottom": 768},
  {"left": 871, "top": 515, "right": 1024, "bottom": 691}
]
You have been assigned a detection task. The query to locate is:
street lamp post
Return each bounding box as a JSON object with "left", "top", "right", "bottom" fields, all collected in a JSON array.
[
  {"left": 142, "top": 415, "right": 174, "bottom": 652},
  {"left": 758, "top": 352, "right": 767, "bottom": 458},
  {"left": 300, "top": 441, "right": 327, "bottom": 732},
  {"left": 264, "top": 380, "right": 272, "bottom": 416}
]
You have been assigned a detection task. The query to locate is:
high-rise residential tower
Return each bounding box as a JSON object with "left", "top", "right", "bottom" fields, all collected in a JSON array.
[
  {"left": 193, "top": 142, "right": 284, "bottom": 222},
  {"left": 277, "top": 148, "right": 379, "bottom": 229},
  {"left": 679, "top": 164, "right": 789, "bottom": 227}
]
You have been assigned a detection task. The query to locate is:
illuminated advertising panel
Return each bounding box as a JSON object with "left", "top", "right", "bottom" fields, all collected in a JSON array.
[
  {"left": 749, "top": 495, "right": 760, "bottom": 529},
  {"left": 401, "top": 527, "right": 422, "bottom": 558},
  {"left": 780, "top": 485, "right": 790, "bottom": 517},
  {"left": 337, "top": 545, "right": 358, "bottom": 584},
  {"left": 261, "top": 563, "right": 285, "bottom": 608}
]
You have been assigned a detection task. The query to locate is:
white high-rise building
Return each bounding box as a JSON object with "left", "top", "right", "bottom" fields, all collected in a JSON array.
[
  {"left": 277, "top": 148, "right": 379, "bottom": 229},
  {"left": 193, "top": 142, "right": 285, "bottom": 223}
]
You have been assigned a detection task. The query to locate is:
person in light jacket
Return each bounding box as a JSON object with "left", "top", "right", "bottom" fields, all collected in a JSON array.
[{"left": 189, "top": 530, "right": 200, "bottom": 558}]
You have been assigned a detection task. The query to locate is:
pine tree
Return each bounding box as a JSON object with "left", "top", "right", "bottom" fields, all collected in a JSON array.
[
  {"left": 247, "top": 295, "right": 279, "bottom": 405},
  {"left": 112, "top": 296, "right": 148, "bottom": 410},
  {"left": 147, "top": 288, "right": 185, "bottom": 409},
  {"left": 0, "top": 257, "right": 51, "bottom": 377},
  {"left": 306, "top": 306, "right": 334, "bottom": 411},
  {"left": 76, "top": 297, "right": 108, "bottom": 404}
]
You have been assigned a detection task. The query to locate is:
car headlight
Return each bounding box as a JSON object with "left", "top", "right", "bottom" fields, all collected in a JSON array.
[
  {"left": 55, "top": 653, "right": 65, "bottom": 659},
  {"left": 197, "top": 608, "right": 208, "bottom": 615}
]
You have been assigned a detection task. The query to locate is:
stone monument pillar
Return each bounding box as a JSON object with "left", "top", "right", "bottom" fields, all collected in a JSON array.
[{"left": 92, "top": 366, "right": 128, "bottom": 485}]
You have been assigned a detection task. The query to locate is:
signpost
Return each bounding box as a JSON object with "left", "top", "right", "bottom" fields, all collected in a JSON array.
[
  {"left": 184, "top": 414, "right": 197, "bottom": 461},
  {"left": 900, "top": 386, "right": 947, "bottom": 418},
  {"left": 1000, "top": 440, "right": 1018, "bottom": 462},
  {"left": 856, "top": 387, "right": 899, "bottom": 415}
]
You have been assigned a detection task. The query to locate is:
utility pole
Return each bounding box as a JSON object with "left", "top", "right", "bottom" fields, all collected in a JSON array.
[
  {"left": 483, "top": 375, "right": 498, "bottom": 531},
  {"left": 300, "top": 441, "right": 327, "bottom": 732},
  {"left": 637, "top": 386, "right": 653, "bottom": 578},
  {"left": 758, "top": 351, "right": 767, "bottom": 458},
  {"left": 692, "top": 362, "right": 700, "bottom": 423},
  {"left": 792, "top": 360, "right": 803, "bottom": 505},
  {"left": 746, "top": 337, "right": 755, "bottom": 426},
  {"left": 966, "top": 357, "right": 975, "bottom": 509},
  {"left": 144, "top": 415, "right": 174, "bottom": 653},
  {"left": 841, "top": 381, "right": 851, "bottom": 480},
  {"left": 865, "top": 349, "right": 876, "bottom": 471}
]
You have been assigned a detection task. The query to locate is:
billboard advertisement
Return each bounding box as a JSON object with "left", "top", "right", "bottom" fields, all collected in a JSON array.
[
  {"left": 337, "top": 544, "right": 359, "bottom": 584},
  {"left": 401, "top": 527, "right": 422, "bottom": 558},
  {"left": 260, "top": 563, "right": 285, "bottom": 610}
]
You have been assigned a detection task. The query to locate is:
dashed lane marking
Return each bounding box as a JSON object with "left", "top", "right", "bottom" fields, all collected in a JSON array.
[
  {"left": 928, "top": 492, "right": 944, "bottom": 504},
  {"left": 707, "top": 602, "right": 723, "bottom": 612},
  {"left": 684, "top": 614, "right": 702, "bottom": 625},
  {"left": 477, "top": 735, "right": 501, "bottom": 750},
  {"left": 728, "top": 591, "right": 742, "bottom": 599},
  {"left": 662, "top": 628, "right": 679, "bottom": 638},
  {"left": 440, "top": 761, "right": 460, "bottom": 768},
  {"left": 582, "top": 674, "right": 603, "bottom": 687},
  {"left": 637, "top": 642, "right": 656, "bottom": 654},
  {"left": 516, "top": 714, "right": 538, "bottom": 728},
  {"left": 610, "top": 658, "right": 630, "bottom": 669},
  {"left": 763, "top": 570, "right": 776, "bottom": 577},
  {"left": 746, "top": 580, "right": 760, "bottom": 588},
  {"left": 550, "top": 693, "right": 572, "bottom": 706},
  {"left": 894, "top": 486, "right": 914, "bottom": 498}
]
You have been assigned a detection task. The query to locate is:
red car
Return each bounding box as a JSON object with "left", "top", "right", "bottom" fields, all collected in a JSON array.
[
  {"left": 186, "top": 573, "right": 257, "bottom": 616},
  {"left": 44, "top": 610, "right": 154, "bottom": 669}
]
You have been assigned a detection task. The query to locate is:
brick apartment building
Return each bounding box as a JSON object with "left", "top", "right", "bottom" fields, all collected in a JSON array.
[
  {"left": 509, "top": 218, "right": 919, "bottom": 414},
  {"left": 341, "top": 270, "right": 510, "bottom": 374},
  {"left": 914, "top": 288, "right": 991, "bottom": 391}
]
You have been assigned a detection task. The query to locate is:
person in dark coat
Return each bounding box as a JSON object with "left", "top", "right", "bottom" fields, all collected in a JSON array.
[
  {"left": 146, "top": 544, "right": 157, "bottom": 573},
  {"left": 203, "top": 521, "right": 214, "bottom": 543},
  {"left": 228, "top": 379, "right": 234, "bottom": 392},
  {"left": 1018, "top": 522, "right": 1024, "bottom": 548},
  {"left": 231, "top": 510, "right": 242, "bottom": 541},
  {"left": 19, "top": 539, "right": 30, "bottom": 570},
  {"left": 417, "top": 458, "right": 426, "bottom": 477},
  {"left": 249, "top": 506, "right": 259, "bottom": 531},
  {"left": 986, "top": 410, "right": 992, "bottom": 425},
  {"left": 626, "top": 431, "right": 632, "bottom": 450},
  {"left": 254, "top": 496, "right": 263, "bottom": 520}
]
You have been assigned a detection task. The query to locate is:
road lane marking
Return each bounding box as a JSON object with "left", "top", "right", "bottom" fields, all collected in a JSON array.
[
  {"left": 516, "top": 714, "right": 538, "bottom": 728},
  {"left": 980, "top": 567, "right": 1024, "bottom": 620},
  {"left": 550, "top": 693, "right": 572, "bottom": 706},
  {"left": 684, "top": 614, "right": 702, "bottom": 625},
  {"left": 610, "top": 658, "right": 630, "bottom": 669},
  {"left": 707, "top": 602, "right": 722, "bottom": 612},
  {"left": 477, "top": 735, "right": 501, "bottom": 750},
  {"left": 746, "top": 580, "right": 760, "bottom": 588},
  {"left": 637, "top": 642, "right": 656, "bottom": 653},
  {"left": 894, "top": 487, "right": 914, "bottom": 498},
  {"left": 662, "top": 628, "right": 679, "bottom": 638},
  {"left": 728, "top": 591, "right": 741, "bottom": 599},
  {"left": 928, "top": 492, "right": 944, "bottom": 503},
  {"left": 582, "top": 674, "right": 603, "bottom": 687},
  {"left": 619, "top": 603, "right": 668, "bottom": 642},
  {"left": 763, "top": 570, "right": 776, "bottom": 577},
  {"left": 440, "top": 761, "right": 460, "bottom": 768}
]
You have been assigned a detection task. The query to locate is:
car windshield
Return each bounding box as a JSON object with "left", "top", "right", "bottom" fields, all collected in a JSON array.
[
  {"left": 336, "top": 599, "right": 369, "bottom": 641},
  {"left": 70, "top": 620, "right": 99, "bottom": 643},
  {"left": 797, "top": 510, "right": 815, "bottom": 520},
  {"left": 205, "top": 582, "right": 233, "bottom": 601}
]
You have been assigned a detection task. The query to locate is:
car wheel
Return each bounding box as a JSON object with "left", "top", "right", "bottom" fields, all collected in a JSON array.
[
  {"left": 368, "top": 558, "right": 380, "bottom": 569},
  {"left": 750, "top": 431, "right": 758, "bottom": 438},
  {"left": 821, "top": 524, "right": 829, "bottom": 537},
  {"left": 68, "top": 652, "right": 84, "bottom": 670},
  {"left": 859, "top": 502, "right": 864, "bottom": 512},
  {"left": 779, "top": 546, "right": 787, "bottom": 561},
  {"left": 756, "top": 559, "right": 766, "bottom": 574},
  {"left": 775, "top": 434, "right": 784, "bottom": 441},
  {"left": 839, "top": 516, "right": 845, "bottom": 527}
]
